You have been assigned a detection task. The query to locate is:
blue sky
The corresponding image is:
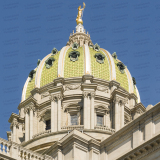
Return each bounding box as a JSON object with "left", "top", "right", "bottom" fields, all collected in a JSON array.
[{"left": 0, "top": 0, "right": 159, "bottom": 139}]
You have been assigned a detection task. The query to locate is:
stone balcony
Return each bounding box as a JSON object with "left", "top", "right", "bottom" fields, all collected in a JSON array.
[
  {"left": 61, "top": 125, "right": 84, "bottom": 131},
  {"left": 94, "top": 126, "right": 115, "bottom": 133},
  {"left": 0, "top": 137, "right": 52, "bottom": 160}
]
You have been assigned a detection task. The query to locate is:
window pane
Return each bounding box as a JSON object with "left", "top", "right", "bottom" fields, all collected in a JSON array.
[
  {"left": 97, "top": 115, "right": 103, "bottom": 126},
  {"left": 46, "top": 119, "right": 51, "bottom": 130},
  {"left": 71, "top": 115, "right": 78, "bottom": 125}
]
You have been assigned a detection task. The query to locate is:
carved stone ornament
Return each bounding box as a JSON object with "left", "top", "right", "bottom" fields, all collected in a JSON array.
[
  {"left": 112, "top": 52, "right": 117, "bottom": 60},
  {"left": 97, "top": 85, "right": 109, "bottom": 93},
  {"left": 94, "top": 43, "right": 100, "bottom": 51},
  {"left": 94, "top": 53, "right": 105, "bottom": 64},
  {"left": 72, "top": 42, "right": 79, "bottom": 50},
  {"left": 57, "top": 93, "right": 63, "bottom": 100},
  {"left": 68, "top": 51, "right": 80, "bottom": 62},
  {"left": 90, "top": 92, "right": 95, "bottom": 98},
  {"left": 136, "top": 108, "right": 143, "bottom": 115},
  {"left": 45, "top": 57, "right": 55, "bottom": 69},
  {"left": 41, "top": 91, "right": 50, "bottom": 99},
  {"left": 132, "top": 77, "right": 136, "bottom": 85},
  {"left": 37, "top": 59, "right": 41, "bottom": 66},
  {"left": 65, "top": 84, "right": 81, "bottom": 91},
  {"left": 117, "top": 62, "right": 126, "bottom": 74},
  {"left": 83, "top": 91, "right": 89, "bottom": 98},
  {"left": 51, "top": 48, "right": 58, "bottom": 55},
  {"left": 24, "top": 107, "right": 29, "bottom": 114},
  {"left": 49, "top": 94, "right": 57, "bottom": 102},
  {"left": 28, "top": 70, "right": 36, "bottom": 82},
  {"left": 11, "top": 118, "right": 19, "bottom": 128},
  {"left": 113, "top": 96, "right": 127, "bottom": 105},
  {"left": 49, "top": 93, "right": 63, "bottom": 101}
]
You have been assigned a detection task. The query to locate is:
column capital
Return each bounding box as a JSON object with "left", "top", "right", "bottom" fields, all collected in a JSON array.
[
  {"left": 83, "top": 91, "right": 89, "bottom": 98},
  {"left": 49, "top": 94, "right": 57, "bottom": 102},
  {"left": 10, "top": 118, "right": 19, "bottom": 128},
  {"left": 24, "top": 108, "right": 29, "bottom": 114},
  {"left": 57, "top": 93, "right": 63, "bottom": 100},
  {"left": 90, "top": 92, "right": 95, "bottom": 98},
  {"left": 113, "top": 96, "right": 127, "bottom": 105}
]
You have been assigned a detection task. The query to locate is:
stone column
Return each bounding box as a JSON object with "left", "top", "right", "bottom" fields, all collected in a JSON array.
[
  {"left": 90, "top": 92, "right": 95, "bottom": 129},
  {"left": 29, "top": 104, "right": 35, "bottom": 140},
  {"left": 11, "top": 118, "right": 18, "bottom": 142},
  {"left": 114, "top": 97, "right": 120, "bottom": 131},
  {"left": 121, "top": 103, "right": 125, "bottom": 128},
  {"left": 24, "top": 108, "right": 29, "bottom": 142},
  {"left": 83, "top": 91, "right": 88, "bottom": 129},
  {"left": 57, "top": 93, "right": 62, "bottom": 131},
  {"left": 50, "top": 95, "right": 56, "bottom": 132}
]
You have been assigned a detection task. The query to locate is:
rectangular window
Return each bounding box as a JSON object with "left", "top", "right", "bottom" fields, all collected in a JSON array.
[
  {"left": 97, "top": 115, "right": 103, "bottom": 126},
  {"left": 71, "top": 115, "right": 78, "bottom": 125},
  {"left": 46, "top": 119, "right": 51, "bottom": 130}
]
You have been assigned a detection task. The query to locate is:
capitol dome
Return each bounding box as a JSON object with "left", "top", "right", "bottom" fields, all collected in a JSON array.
[
  {"left": 22, "top": 23, "right": 140, "bottom": 103},
  {"left": 4, "top": 4, "right": 160, "bottom": 160}
]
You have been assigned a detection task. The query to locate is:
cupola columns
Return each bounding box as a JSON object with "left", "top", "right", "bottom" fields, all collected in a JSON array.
[{"left": 24, "top": 108, "right": 29, "bottom": 142}]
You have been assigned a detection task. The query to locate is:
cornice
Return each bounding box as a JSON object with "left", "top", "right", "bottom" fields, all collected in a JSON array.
[
  {"left": 101, "top": 103, "right": 160, "bottom": 147},
  {"left": 92, "top": 78, "right": 110, "bottom": 87},
  {"left": 18, "top": 96, "right": 37, "bottom": 110},
  {"left": 81, "top": 83, "right": 97, "bottom": 91},
  {"left": 131, "top": 102, "right": 146, "bottom": 113},
  {"left": 48, "top": 85, "right": 64, "bottom": 94},
  {"left": 117, "top": 134, "right": 160, "bottom": 160}
]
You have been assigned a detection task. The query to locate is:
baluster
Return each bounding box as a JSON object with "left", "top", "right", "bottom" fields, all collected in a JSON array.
[
  {"left": 26, "top": 152, "right": 28, "bottom": 160},
  {"left": 2, "top": 143, "right": 5, "bottom": 153},
  {"left": 6, "top": 144, "right": 9, "bottom": 155},
  {"left": 22, "top": 151, "right": 25, "bottom": 160}
]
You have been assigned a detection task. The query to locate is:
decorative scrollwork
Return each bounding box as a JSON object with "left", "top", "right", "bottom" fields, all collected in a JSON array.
[
  {"left": 45, "top": 57, "right": 55, "bottom": 69},
  {"left": 112, "top": 52, "right": 117, "bottom": 60},
  {"left": 72, "top": 42, "right": 79, "bottom": 50},
  {"left": 37, "top": 59, "right": 41, "bottom": 66},
  {"left": 132, "top": 77, "right": 136, "bottom": 85},
  {"left": 90, "top": 92, "right": 95, "bottom": 98},
  {"left": 41, "top": 92, "right": 50, "bottom": 99},
  {"left": 65, "top": 84, "right": 81, "bottom": 91},
  {"left": 83, "top": 91, "right": 89, "bottom": 98},
  {"left": 68, "top": 51, "right": 80, "bottom": 62},
  {"left": 97, "top": 85, "right": 109, "bottom": 93},
  {"left": 94, "top": 53, "right": 105, "bottom": 64},
  {"left": 51, "top": 48, "right": 58, "bottom": 55},
  {"left": 94, "top": 43, "right": 100, "bottom": 51},
  {"left": 28, "top": 70, "right": 36, "bottom": 82},
  {"left": 117, "top": 62, "right": 125, "bottom": 74}
]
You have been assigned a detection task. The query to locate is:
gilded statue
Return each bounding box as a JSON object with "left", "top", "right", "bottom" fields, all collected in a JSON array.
[{"left": 76, "top": 2, "right": 86, "bottom": 25}]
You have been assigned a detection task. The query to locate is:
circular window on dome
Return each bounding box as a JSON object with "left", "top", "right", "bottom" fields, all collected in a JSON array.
[
  {"left": 51, "top": 48, "right": 58, "bottom": 55},
  {"left": 72, "top": 42, "right": 79, "bottom": 50},
  {"left": 28, "top": 70, "right": 36, "bottom": 82},
  {"left": 117, "top": 62, "right": 126, "bottom": 74},
  {"left": 94, "top": 53, "right": 105, "bottom": 64},
  {"left": 45, "top": 57, "right": 55, "bottom": 69},
  {"left": 68, "top": 51, "right": 80, "bottom": 62},
  {"left": 94, "top": 43, "right": 100, "bottom": 51}
]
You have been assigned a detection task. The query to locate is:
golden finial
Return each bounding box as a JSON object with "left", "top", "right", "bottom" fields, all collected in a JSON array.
[{"left": 76, "top": 2, "right": 86, "bottom": 25}]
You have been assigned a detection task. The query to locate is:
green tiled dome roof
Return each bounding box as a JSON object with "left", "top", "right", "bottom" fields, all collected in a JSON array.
[
  {"left": 21, "top": 23, "right": 140, "bottom": 103},
  {"left": 22, "top": 45, "right": 140, "bottom": 103}
]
